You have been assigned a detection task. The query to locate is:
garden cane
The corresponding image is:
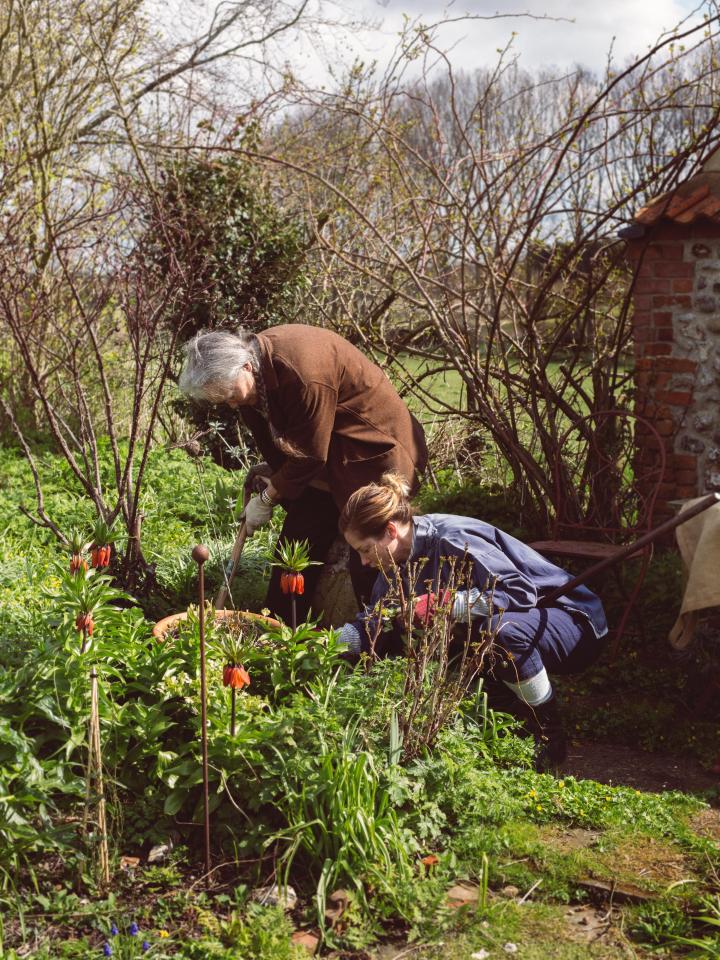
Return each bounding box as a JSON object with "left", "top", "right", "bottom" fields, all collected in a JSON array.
[
  {"left": 214, "top": 488, "right": 251, "bottom": 609},
  {"left": 192, "top": 544, "right": 212, "bottom": 878}
]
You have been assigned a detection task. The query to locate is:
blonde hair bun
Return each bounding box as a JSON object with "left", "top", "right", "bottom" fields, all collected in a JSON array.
[
  {"left": 380, "top": 472, "right": 410, "bottom": 499},
  {"left": 339, "top": 471, "right": 414, "bottom": 538}
]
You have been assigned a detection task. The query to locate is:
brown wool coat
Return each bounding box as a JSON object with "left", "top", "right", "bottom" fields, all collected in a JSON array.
[{"left": 240, "top": 325, "right": 428, "bottom": 509}]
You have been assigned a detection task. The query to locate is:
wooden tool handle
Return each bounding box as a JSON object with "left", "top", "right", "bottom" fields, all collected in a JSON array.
[{"left": 214, "top": 488, "right": 251, "bottom": 609}]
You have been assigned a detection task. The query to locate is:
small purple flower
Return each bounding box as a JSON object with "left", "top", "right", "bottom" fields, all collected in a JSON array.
[
  {"left": 129, "top": 921, "right": 139, "bottom": 937},
  {"left": 142, "top": 941, "right": 150, "bottom": 952},
  {"left": 103, "top": 944, "right": 113, "bottom": 957},
  {"left": 110, "top": 923, "right": 119, "bottom": 936}
]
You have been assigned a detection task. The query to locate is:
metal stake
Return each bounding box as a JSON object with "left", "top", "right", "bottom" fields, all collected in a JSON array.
[{"left": 192, "top": 544, "right": 211, "bottom": 878}]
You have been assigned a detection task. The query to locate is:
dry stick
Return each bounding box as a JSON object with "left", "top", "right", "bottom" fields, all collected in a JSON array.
[{"left": 192, "top": 544, "right": 212, "bottom": 878}]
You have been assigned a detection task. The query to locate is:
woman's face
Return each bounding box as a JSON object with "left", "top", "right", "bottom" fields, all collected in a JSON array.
[
  {"left": 208, "top": 363, "right": 256, "bottom": 408},
  {"left": 345, "top": 522, "right": 401, "bottom": 570}
]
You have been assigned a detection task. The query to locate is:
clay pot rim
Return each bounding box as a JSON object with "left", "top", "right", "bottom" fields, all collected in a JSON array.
[{"left": 152, "top": 608, "right": 280, "bottom": 640}]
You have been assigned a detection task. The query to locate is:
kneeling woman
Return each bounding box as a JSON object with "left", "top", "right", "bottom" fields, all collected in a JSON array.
[{"left": 336, "top": 474, "right": 608, "bottom": 768}]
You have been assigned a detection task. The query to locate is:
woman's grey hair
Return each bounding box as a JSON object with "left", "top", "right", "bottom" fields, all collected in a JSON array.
[{"left": 178, "top": 329, "right": 260, "bottom": 402}]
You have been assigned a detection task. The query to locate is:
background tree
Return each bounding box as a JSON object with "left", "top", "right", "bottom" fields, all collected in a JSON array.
[
  {"left": 234, "top": 12, "right": 720, "bottom": 528},
  {"left": 0, "top": 0, "right": 329, "bottom": 584}
]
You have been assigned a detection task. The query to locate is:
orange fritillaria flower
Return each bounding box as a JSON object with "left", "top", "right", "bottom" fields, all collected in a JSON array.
[
  {"left": 70, "top": 555, "right": 88, "bottom": 575},
  {"left": 280, "top": 571, "right": 305, "bottom": 595},
  {"left": 228, "top": 665, "right": 251, "bottom": 689}
]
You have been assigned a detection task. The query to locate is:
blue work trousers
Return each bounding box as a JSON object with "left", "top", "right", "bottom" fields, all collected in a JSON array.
[{"left": 485, "top": 608, "right": 607, "bottom": 682}]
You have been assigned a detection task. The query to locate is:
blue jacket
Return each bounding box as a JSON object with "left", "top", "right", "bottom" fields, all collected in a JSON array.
[{"left": 349, "top": 513, "right": 608, "bottom": 652}]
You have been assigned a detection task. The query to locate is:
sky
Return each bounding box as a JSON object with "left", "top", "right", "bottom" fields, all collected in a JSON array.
[{"left": 293, "top": 0, "right": 708, "bottom": 83}]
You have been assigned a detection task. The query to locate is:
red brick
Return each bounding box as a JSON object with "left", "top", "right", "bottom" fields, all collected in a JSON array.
[
  {"left": 676, "top": 470, "right": 698, "bottom": 484},
  {"left": 652, "top": 295, "right": 692, "bottom": 309},
  {"left": 635, "top": 276, "right": 673, "bottom": 294},
  {"left": 672, "top": 453, "right": 698, "bottom": 469},
  {"left": 657, "top": 482, "right": 679, "bottom": 498},
  {"left": 645, "top": 343, "right": 673, "bottom": 356},
  {"left": 632, "top": 310, "right": 652, "bottom": 327},
  {"left": 653, "top": 260, "right": 694, "bottom": 278},
  {"left": 634, "top": 326, "right": 653, "bottom": 343},
  {"left": 654, "top": 419, "right": 676, "bottom": 436},
  {"left": 656, "top": 390, "right": 693, "bottom": 405},
  {"left": 657, "top": 328, "right": 675, "bottom": 342},
  {"left": 672, "top": 277, "right": 695, "bottom": 293},
  {"left": 676, "top": 485, "right": 699, "bottom": 498},
  {"left": 634, "top": 357, "right": 653, "bottom": 370},
  {"left": 659, "top": 358, "right": 696, "bottom": 373},
  {"left": 650, "top": 243, "right": 685, "bottom": 261},
  {"left": 652, "top": 311, "right": 674, "bottom": 326},
  {"left": 633, "top": 295, "right": 653, "bottom": 312}
]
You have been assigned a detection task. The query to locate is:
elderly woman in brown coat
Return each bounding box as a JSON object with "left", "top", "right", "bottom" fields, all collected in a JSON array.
[{"left": 179, "top": 324, "right": 428, "bottom": 622}]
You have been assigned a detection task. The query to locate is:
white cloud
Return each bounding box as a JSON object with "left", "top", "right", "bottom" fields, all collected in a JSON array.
[{"left": 296, "top": 0, "right": 706, "bottom": 84}]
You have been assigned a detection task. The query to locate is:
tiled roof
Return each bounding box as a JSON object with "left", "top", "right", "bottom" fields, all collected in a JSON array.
[{"left": 634, "top": 172, "right": 720, "bottom": 226}]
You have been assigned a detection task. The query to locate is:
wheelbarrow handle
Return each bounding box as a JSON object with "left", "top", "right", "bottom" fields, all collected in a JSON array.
[{"left": 540, "top": 492, "right": 720, "bottom": 605}]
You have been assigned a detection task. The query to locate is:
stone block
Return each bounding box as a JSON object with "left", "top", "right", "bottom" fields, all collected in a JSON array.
[
  {"left": 690, "top": 242, "right": 712, "bottom": 258},
  {"left": 704, "top": 470, "right": 720, "bottom": 491},
  {"left": 694, "top": 413, "right": 715, "bottom": 433},
  {"left": 680, "top": 435, "right": 705, "bottom": 454},
  {"left": 695, "top": 294, "right": 717, "bottom": 313}
]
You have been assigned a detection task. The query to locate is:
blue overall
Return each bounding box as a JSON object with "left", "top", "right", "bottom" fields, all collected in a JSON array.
[{"left": 349, "top": 513, "right": 608, "bottom": 680}]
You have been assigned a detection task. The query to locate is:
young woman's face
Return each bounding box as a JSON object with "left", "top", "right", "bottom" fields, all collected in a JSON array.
[{"left": 345, "top": 522, "right": 400, "bottom": 570}]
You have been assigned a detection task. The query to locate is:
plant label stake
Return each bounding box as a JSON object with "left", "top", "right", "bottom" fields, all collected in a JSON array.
[
  {"left": 192, "top": 544, "right": 212, "bottom": 878},
  {"left": 83, "top": 667, "right": 110, "bottom": 887}
]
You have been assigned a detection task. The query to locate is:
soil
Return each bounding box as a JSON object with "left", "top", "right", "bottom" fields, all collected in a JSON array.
[{"left": 559, "top": 738, "right": 720, "bottom": 795}]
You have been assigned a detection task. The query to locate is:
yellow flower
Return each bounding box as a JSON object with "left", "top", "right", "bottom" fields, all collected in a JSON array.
[
  {"left": 536, "top": 804, "right": 543, "bottom": 811},
  {"left": 158, "top": 930, "right": 170, "bottom": 938},
  {"left": 528, "top": 789, "right": 537, "bottom": 799},
  {"left": 558, "top": 780, "right": 565, "bottom": 789}
]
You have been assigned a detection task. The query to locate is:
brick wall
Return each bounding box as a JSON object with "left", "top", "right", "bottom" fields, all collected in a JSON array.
[{"left": 626, "top": 221, "right": 720, "bottom": 520}]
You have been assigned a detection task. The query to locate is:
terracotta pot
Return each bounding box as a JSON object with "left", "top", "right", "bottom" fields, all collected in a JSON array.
[{"left": 152, "top": 608, "right": 280, "bottom": 640}]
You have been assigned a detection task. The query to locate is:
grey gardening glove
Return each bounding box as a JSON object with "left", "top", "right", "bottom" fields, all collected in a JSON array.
[
  {"left": 244, "top": 461, "right": 273, "bottom": 494},
  {"left": 336, "top": 622, "right": 362, "bottom": 655},
  {"left": 243, "top": 493, "right": 274, "bottom": 535},
  {"left": 451, "top": 588, "right": 490, "bottom": 621}
]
